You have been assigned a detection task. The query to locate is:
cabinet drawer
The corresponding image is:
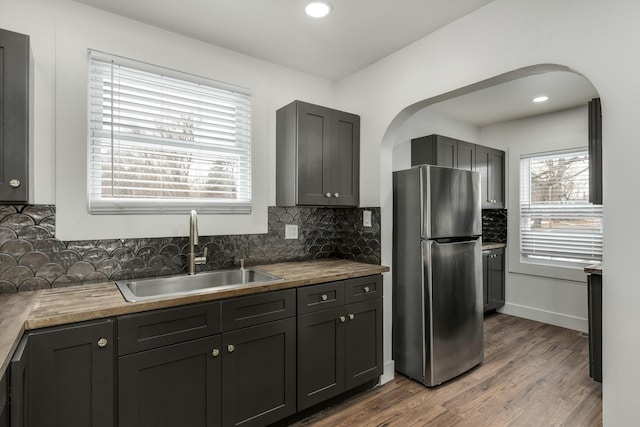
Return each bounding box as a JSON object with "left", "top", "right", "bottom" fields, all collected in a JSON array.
[
  {"left": 222, "top": 289, "right": 296, "bottom": 331},
  {"left": 118, "top": 301, "right": 221, "bottom": 355},
  {"left": 344, "top": 275, "right": 382, "bottom": 304},
  {"left": 297, "top": 281, "right": 345, "bottom": 314}
]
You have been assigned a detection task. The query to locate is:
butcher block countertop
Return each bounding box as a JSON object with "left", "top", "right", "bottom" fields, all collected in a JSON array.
[
  {"left": 0, "top": 259, "right": 388, "bottom": 378},
  {"left": 482, "top": 242, "right": 506, "bottom": 250}
]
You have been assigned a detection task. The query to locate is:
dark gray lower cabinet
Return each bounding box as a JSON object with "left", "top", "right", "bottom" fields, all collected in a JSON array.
[
  {"left": 0, "top": 370, "right": 7, "bottom": 427},
  {"left": 587, "top": 273, "right": 602, "bottom": 382},
  {"left": 297, "top": 277, "right": 383, "bottom": 411},
  {"left": 222, "top": 318, "right": 296, "bottom": 426},
  {"left": 483, "top": 248, "right": 505, "bottom": 312},
  {"left": 118, "top": 336, "right": 222, "bottom": 427},
  {"left": 10, "top": 319, "right": 115, "bottom": 427}
]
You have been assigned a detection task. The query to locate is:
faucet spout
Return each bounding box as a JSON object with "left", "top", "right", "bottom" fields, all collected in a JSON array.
[{"left": 188, "top": 210, "right": 207, "bottom": 275}]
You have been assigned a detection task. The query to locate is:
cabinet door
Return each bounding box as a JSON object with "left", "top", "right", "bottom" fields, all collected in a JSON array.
[
  {"left": 476, "top": 146, "right": 491, "bottom": 208},
  {"left": 119, "top": 336, "right": 221, "bottom": 427},
  {"left": 297, "top": 102, "right": 332, "bottom": 205},
  {"left": 482, "top": 251, "right": 490, "bottom": 312},
  {"left": 457, "top": 140, "right": 475, "bottom": 172},
  {"left": 344, "top": 298, "right": 383, "bottom": 390},
  {"left": 222, "top": 318, "right": 296, "bottom": 427},
  {"left": 28, "top": 319, "right": 114, "bottom": 427},
  {"left": 487, "top": 249, "right": 505, "bottom": 309},
  {"left": 490, "top": 149, "right": 505, "bottom": 208},
  {"left": 1, "top": 367, "right": 8, "bottom": 427},
  {"left": 0, "top": 29, "right": 29, "bottom": 202},
  {"left": 10, "top": 335, "right": 30, "bottom": 427},
  {"left": 330, "top": 110, "right": 360, "bottom": 206},
  {"left": 435, "top": 135, "right": 457, "bottom": 168},
  {"left": 297, "top": 307, "right": 345, "bottom": 410}
]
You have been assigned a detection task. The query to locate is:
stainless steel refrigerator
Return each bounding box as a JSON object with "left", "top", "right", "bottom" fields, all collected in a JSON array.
[{"left": 393, "top": 165, "right": 483, "bottom": 387}]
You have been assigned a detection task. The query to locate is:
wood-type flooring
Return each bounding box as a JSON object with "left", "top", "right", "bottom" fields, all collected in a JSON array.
[{"left": 290, "top": 313, "right": 602, "bottom": 426}]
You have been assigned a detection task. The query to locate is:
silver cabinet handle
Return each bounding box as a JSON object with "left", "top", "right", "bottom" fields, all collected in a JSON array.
[
  {"left": 325, "top": 192, "right": 332, "bottom": 198},
  {"left": 334, "top": 192, "right": 339, "bottom": 198},
  {"left": 212, "top": 348, "right": 220, "bottom": 357},
  {"left": 97, "top": 338, "right": 108, "bottom": 348},
  {"left": 339, "top": 316, "right": 346, "bottom": 323},
  {"left": 9, "top": 179, "right": 20, "bottom": 188},
  {"left": 321, "top": 294, "right": 328, "bottom": 301},
  {"left": 227, "top": 344, "right": 235, "bottom": 353},
  {"left": 348, "top": 314, "right": 355, "bottom": 320},
  {"left": 363, "top": 286, "right": 370, "bottom": 293}
]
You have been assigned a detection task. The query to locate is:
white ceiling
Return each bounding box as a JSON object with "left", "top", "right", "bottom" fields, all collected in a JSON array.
[
  {"left": 72, "top": 0, "right": 492, "bottom": 81},
  {"left": 72, "top": 0, "right": 598, "bottom": 126}
]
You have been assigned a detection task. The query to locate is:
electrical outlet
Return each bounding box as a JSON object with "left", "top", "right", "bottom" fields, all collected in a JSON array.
[
  {"left": 363, "top": 210, "right": 372, "bottom": 227},
  {"left": 285, "top": 224, "right": 299, "bottom": 239}
]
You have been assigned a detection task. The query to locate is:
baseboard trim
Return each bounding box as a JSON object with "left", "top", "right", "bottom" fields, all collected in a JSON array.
[
  {"left": 380, "top": 360, "right": 395, "bottom": 384},
  {"left": 499, "top": 303, "right": 588, "bottom": 333}
]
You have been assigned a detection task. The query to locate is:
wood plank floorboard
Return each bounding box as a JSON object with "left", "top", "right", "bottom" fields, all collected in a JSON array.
[{"left": 288, "top": 313, "right": 602, "bottom": 427}]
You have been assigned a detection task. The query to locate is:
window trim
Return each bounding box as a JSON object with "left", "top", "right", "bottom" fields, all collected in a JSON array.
[
  {"left": 508, "top": 140, "right": 594, "bottom": 283},
  {"left": 87, "top": 50, "right": 252, "bottom": 215}
]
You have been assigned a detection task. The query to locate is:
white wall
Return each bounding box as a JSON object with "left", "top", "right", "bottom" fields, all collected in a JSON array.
[
  {"left": 481, "top": 106, "right": 591, "bottom": 332},
  {"left": 392, "top": 108, "right": 480, "bottom": 171},
  {"left": 335, "top": 1, "right": 636, "bottom": 424},
  {"left": 0, "top": 0, "right": 336, "bottom": 240}
]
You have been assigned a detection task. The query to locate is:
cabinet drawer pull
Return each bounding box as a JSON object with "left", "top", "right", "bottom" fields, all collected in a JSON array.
[
  {"left": 339, "top": 316, "right": 346, "bottom": 323},
  {"left": 97, "top": 338, "right": 108, "bottom": 348},
  {"left": 363, "top": 286, "right": 370, "bottom": 293},
  {"left": 227, "top": 344, "right": 235, "bottom": 353},
  {"left": 9, "top": 179, "right": 20, "bottom": 188},
  {"left": 348, "top": 314, "right": 355, "bottom": 320},
  {"left": 212, "top": 348, "right": 220, "bottom": 357},
  {"left": 321, "top": 294, "right": 328, "bottom": 301},
  {"left": 334, "top": 192, "right": 339, "bottom": 198},
  {"left": 325, "top": 192, "right": 332, "bottom": 198}
]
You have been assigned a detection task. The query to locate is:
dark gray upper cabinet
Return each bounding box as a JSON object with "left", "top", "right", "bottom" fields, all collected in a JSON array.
[
  {"left": 276, "top": 100, "right": 360, "bottom": 207},
  {"left": 476, "top": 145, "right": 505, "bottom": 209},
  {"left": 483, "top": 247, "right": 505, "bottom": 312},
  {"left": 0, "top": 29, "right": 29, "bottom": 202},
  {"left": 412, "top": 134, "right": 504, "bottom": 209},
  {"left": 588, "top": 97, "right": 602, "bottom": 205},
  {"left": 411, "top": 134, "right": 475, "bottom": 171},
  {"left": 14, "top": 319, "right": 115, "bottom": 427}
]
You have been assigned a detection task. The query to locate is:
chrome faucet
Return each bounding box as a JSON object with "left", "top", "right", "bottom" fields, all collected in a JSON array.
[{"left": 188, "top": 210, "right": 208, "bottom": 275}]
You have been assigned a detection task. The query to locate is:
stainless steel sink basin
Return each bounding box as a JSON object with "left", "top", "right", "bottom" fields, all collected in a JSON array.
[{"left": 116, "top": 268, "right": 283, "bottom": 302}]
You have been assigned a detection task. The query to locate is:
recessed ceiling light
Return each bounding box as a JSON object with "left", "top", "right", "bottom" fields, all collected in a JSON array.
[
  {"left": 532, "top": 96, "right": 549, "bottom": 103},
  {"left": 305, "top": 1, "right": 332, "bottom": 18}
]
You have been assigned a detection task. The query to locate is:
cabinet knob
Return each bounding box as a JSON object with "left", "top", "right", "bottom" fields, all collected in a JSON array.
[
  {"left": 334, "top": 192, "right": 339, "bottom": 198},
  {"left": 97, "top": 338, "right": 108, "bottom": 348},
  {"left": 339, "top": 316, "right": 346, "bottom": 323},
  {"left": 348, "top": 314, "right": 355, "bottom": 320},
  {"left": 227, "top": 344, "right": 235, "bottom": 353},
  {"left": 363, "top": 286, "right": 370, "bottom": 293},
  {"left": 321, "top": 294, "right": 328, "bottom": 301},
  {"left": 9, "top": 179, "right": 20, "bottom": 188},
  {"left": 325, "top": 192, "right": 332, "bottom": 198},
  {"left": 212, "top": 348, "right": 220, "bottom": 357}
]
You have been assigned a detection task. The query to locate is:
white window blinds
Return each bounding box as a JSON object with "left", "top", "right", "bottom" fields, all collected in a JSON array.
[
  {"left": 520, "top": 149, "right": 602, "bottom": 265},
  {"left": 88, "top": 51, "right": 252, "bottom": 214}
]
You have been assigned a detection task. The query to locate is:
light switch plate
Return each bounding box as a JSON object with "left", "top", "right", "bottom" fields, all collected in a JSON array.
[
  {"left": 285, "top": 224, "right": 299, "bottom": 239},
  {"left": 363, "top": 210, "right": 372, "bottom": 227}
]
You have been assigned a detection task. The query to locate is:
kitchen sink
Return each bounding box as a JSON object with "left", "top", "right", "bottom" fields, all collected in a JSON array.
[{"left": 116, "top": 268, "right": 284, "bottom": 302}]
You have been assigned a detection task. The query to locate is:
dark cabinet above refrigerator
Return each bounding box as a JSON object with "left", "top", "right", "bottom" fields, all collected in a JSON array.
[{"left": 411, "top": 134, "right": 505, "bottom": 209}]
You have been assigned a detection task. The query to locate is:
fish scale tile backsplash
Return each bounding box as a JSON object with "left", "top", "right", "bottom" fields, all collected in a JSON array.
[
  {"left": 0, "top": 205, "right": 381, "bottom": 293},
  {"left": 482, "top": 209, "right": 508, "bottom": 243}
]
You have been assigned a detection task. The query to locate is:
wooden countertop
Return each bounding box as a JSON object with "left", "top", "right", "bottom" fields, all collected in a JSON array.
[
  {"left": 0, "top": 259, "right": 388, "bottom": 378},
  {"left": 482, "top": 242, "right": 507, "bottom": 250},
  {"left": 584, "top": 263, "right": 603, "bottom": 275}
]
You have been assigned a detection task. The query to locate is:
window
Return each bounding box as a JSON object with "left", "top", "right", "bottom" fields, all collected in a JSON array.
[
  {"left": 520, "top": 149, "right": 602, "bottom": 266},
  {"left": 88, "top": 51, "right": 251, "bottom": 214}
]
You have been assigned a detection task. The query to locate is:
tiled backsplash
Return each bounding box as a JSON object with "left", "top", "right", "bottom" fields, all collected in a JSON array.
[
  {"left": 482, "top": 209, "right": 508, "bottom": 243},
  {"left": 0, "top": 205, "right": 381, "bottom": 293}
]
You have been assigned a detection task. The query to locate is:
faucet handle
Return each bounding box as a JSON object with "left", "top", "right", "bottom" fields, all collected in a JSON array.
[
  {"left": 202, "top": 247, "right": 208, "bottom": 259},
  {"left": 239, "top": 258, "right": 244, "bottom": 269},
  {"left": 194, "top": 247, "right": 208, "bottom": 266}
]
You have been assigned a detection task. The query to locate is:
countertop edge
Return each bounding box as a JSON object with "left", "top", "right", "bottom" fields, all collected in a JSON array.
[{"left": 2, "top": 259, "right": 389, "bottom": 377}]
